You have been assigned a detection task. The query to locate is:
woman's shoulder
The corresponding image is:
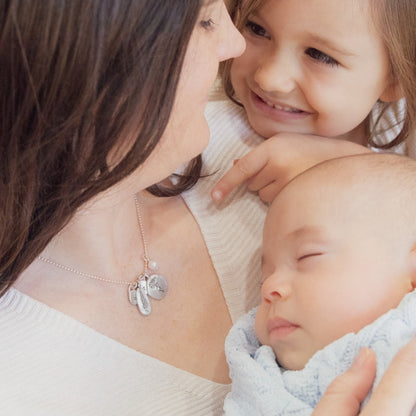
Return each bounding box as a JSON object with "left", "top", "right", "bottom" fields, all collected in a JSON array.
[
  {"left": 0, "top": 288, "right": 231, "bottom": 415},
  {"left": 205, "top": 98, "right": 246, "bottom": 125},
  {"left": 204, "top": 99, "right": 262, "bottom": 159}
]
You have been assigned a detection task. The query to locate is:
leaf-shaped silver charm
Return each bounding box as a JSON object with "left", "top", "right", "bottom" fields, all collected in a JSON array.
[
  {"left": 136, "top": 278, "right": 151, "bottom": 315},
  {"left": 128, "top": 281, "right": 138, "bottom": 305}
]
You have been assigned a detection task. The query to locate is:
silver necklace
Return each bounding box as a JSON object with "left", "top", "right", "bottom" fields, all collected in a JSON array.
[{"left": 38, "top": 194, "right": 168, "bottom": 316}]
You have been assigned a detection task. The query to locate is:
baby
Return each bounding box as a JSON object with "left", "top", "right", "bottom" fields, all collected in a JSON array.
[{"left": 224, "top": 153, "right": 416, "bottom": 415}]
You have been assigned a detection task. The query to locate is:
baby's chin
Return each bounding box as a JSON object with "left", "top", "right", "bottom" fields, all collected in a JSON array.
[{"left": 274, "top": 349, "right": 312, "bottom": 371}]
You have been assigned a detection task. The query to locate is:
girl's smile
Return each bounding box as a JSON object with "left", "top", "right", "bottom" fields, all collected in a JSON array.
[
  {"left": 230, "top": 0, "right": 400, "bottom": 143},
  {"left": 250, "top": 90, "right": 312, "bottom": 123}
]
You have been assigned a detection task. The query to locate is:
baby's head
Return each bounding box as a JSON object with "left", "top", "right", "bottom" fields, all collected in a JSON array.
[
  {"left": 255, "top": 153, "right": 416, "bottom": 370},
  {"left": 222, "top": 0, "right": 416, "bottom": 147}
]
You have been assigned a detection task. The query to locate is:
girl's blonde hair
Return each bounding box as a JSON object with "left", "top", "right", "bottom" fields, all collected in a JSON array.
[
  {"left": 222, "top": 0, "right": 416, "bottom": 150},
  {"left": 368, "top": 0, "right": 416, "bottom": 149},
  {"left": 221, "top": 0, "right": 265, "bottom": 107}
]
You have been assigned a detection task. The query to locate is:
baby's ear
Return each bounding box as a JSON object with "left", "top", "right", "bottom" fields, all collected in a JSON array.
[
  {"left": 408, "top": 246, "right": 416, "bottom": 290},
  {"left": 379, "top": 78, "right": 404, "bottom": 103}
]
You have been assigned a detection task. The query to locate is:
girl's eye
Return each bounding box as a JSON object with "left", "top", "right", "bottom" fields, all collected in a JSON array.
[
  {"left": 245, "top": 20, "right": 269, "bottom": 39},
  {"left": 305, "top": 48, "right": 339, "bottom": 67},
  {"left": 200, "top": 18, "right": 216, "bottom": 31}
]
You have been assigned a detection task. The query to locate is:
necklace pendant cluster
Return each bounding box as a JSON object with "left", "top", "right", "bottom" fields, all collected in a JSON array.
[
  {"left": 38, "top": 193, "right": 168, "bottom": 317},
  {"left": 128, "top": 270, "right": 168, "bottom": 316}
]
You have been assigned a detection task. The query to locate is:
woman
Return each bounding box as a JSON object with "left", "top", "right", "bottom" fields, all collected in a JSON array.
[{"left": 0, "top": 0, "right": 414, "bottom": 414}]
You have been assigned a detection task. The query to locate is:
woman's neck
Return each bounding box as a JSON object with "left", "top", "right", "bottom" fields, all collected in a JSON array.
[{"left": 41, "top": 183, "right": 149, "bottom": 282}]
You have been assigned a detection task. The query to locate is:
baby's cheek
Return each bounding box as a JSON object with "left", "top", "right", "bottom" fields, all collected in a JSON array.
[{"left": 254, "top": 307, "right": 268, "bottom": 345}]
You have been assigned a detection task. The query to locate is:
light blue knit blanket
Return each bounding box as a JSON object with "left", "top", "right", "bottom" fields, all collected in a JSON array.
[{"left": 224, "top": 290, "right": 416, "bottom": 416}]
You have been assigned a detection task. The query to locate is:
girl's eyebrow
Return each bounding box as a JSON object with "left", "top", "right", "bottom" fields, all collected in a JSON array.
[
  {"left": 249, "top": 10, "right": 262, "bottom": 19},
  {"left": 305, "top": 33, "right": 356, "bottom": 57}
]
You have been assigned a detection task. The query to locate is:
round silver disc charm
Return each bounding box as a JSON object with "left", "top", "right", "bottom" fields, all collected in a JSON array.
[{"left": 147, "top": 274, "right": 168, "bottom": 300}]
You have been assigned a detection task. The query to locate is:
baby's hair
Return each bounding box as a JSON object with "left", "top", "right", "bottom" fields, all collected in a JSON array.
[
  {"left": 222, "top": 0, "right": 416, "bottom": 150},
  {"left": 308, "top": 152, "right": 416, "bottom": 192},
  {"left": 292, "top": 152, "right": 416, "bottom": 241}
]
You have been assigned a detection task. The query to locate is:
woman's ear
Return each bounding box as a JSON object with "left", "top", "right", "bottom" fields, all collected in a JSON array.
[{"left": 379, "top": 78, "right": 404, "bottom": 103}]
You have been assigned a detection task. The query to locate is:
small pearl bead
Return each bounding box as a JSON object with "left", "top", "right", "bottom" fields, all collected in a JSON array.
[{"left": 149, "top": 260, "right": 158, "bottom": 271}]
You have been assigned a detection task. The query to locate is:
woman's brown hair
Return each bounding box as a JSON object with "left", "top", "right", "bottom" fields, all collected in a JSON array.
[
  {"left": 222, "top": 0, "right": 416, "bottom": 150},
  {"left": 0, "top": 0, "right": 203, "bottom": 294}
]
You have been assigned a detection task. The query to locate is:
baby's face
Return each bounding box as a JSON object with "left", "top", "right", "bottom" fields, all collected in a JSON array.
[{"left": 255, "top": 171, "right": 413, "bottom": 370}]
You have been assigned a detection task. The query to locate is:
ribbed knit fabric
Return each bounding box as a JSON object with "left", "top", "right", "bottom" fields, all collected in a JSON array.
[
  {"left": 0, "top": 288, "right": 230, "bottom": 415},
  {"left": 0, "top": 98, "right": 267, "bottom": 416},
  {"left": 183, "top": 99, "right": 267, "bottom": 323},
  {"left": 370, "top": 99, "right": 416, "bottom": 157}
]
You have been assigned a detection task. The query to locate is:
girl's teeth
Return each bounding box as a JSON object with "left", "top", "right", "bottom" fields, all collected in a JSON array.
[{"left": 264, "top": 99, "right": 300, "bottom": 113}]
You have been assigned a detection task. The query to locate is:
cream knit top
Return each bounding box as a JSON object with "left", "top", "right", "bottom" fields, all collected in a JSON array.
[
  {"left": 0, "top": 99, "right": 267, "bottom": 416},
  {"left": 2, "top": 90, "right": 409, "bottom": 415}
]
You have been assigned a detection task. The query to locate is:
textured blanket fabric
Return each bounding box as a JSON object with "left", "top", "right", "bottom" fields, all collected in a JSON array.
[{"left": 224, "top": 290, "right": 416, "bottom": 415}]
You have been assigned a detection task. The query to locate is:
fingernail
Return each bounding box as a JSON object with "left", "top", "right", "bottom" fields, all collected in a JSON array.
[
  {"left": 212, "top": 190, "right": 223, "bottom": 201},
  {"left": 351, "top": 348, "right": 370, "bottom": 370}
]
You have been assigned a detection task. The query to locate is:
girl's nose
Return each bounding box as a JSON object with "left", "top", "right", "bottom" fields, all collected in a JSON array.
[
  {"left": 254, "top": 50, "right": 297, "bottom": 94},
  {"left": 261, "top": 273, "right": 291, "bottom": 303}
]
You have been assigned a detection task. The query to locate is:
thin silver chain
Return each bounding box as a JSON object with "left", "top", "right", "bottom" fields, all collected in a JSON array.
[
  {"left": 37, "top": 256, "right": 132, "bottom": 285},
  {"left": 38, "top": 193, "right": 149, "bottom": 286},
  {"left": 134, "top": 194, "right": 151, "bottom": 274}
]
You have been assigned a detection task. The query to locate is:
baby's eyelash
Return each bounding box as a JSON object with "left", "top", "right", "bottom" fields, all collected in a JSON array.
[
  {"left": 306, "top": 48, "right": 339, "bottom": 67},
  {"left": 297, "top": 253, "right": 322, "bottom": 262},
  {"left": 200, "top": 18, "right": 216, "bottom": 31}
]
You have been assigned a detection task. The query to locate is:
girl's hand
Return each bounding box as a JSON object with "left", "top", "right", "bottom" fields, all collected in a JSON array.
[
  {"left": 211, "top": 133, "right": 370, "bottom": 203},
  {"left": 314, "top": 338, "right": 416, "bottom": 416}
]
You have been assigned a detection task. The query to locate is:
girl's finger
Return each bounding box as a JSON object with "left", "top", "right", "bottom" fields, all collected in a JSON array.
[{"left": 211, "top": 150, "right": 268, "bottom": 201}]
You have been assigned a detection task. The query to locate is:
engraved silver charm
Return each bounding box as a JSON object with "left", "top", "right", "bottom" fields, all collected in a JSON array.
[
  {"left": 128, "top": 281, "right": 138, "bottom": 305},
  {"left": 147, "top": 274, "right": 168, "bottom": 300},
  {"left": 136, "top": 276, "right": 152, "bottom": 316},
  {"left": 129, "top": 273, "right": 168, "bottom": 316}
]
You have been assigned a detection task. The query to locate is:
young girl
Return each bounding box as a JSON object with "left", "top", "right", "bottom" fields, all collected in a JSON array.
[{"left": 210, "top": 0, "right": 416, "bottom": 202}]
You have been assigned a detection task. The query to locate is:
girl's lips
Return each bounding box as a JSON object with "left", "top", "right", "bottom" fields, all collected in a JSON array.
[
  {"left": 250, "top": 91, "right": 311, "bottom": 122},
  {"left": 267, "top": 317, "right": 299, "bottom": 339}
]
